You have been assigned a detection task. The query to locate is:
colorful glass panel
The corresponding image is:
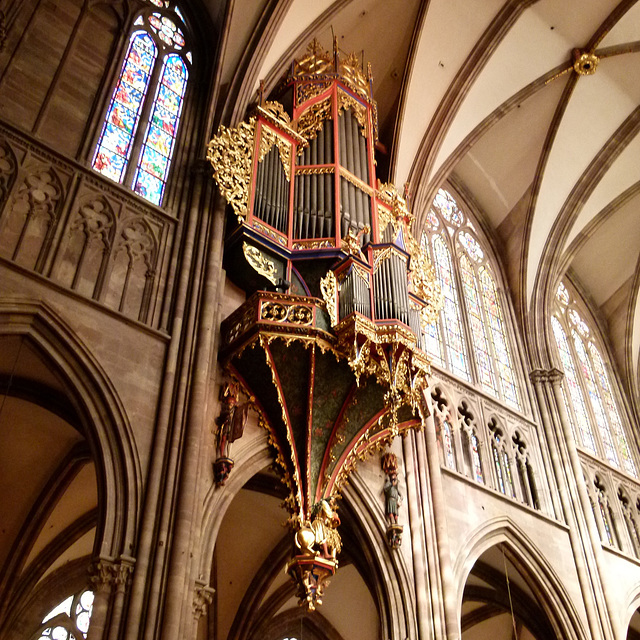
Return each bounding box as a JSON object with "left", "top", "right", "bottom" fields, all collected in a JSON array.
[
  {"left": 426, "top": 210, "right": 439, "bottom": 231},
  {"left": 556, "top": 281, "right": 569, "bottom": 305},
  {"left": 148, "top": 12, "right": 185, "bottom": 49},
  {"left": 479, "top": 267, "right": 519, "bottom": 408},
  {"left": 599, "top": 499, "right": 614, "bottom": 546},
  {"left": 133, "top": 54, "right": 188, "bottom": 205},
  {"left": 460, "top": 255, "right": 496, "bottom": 395},
  {"left": 569, "top": 308, "right": 589, "bottom": 337},
  {"left": 433, "top": 189, "right": 464, "bottom": 226},
  {"left": 420, "top": 235, "right": 444, "bottom": 365},
  {"left": 573, "top": 331, "right": 619, "bottom": 467},
  {"left": 503, "top": 449, "right": 514, "bottom": 496},
  {"left": 471, "top": 432, "right": 483, "bottom": 483},
  {"left": 433, "top": 235, "right": 469, "bottom": 380},
  {"left": 93, "top": 32, "right": 156, "bottom": 182},
  {"left": 551, "top": 316, "right": 596, "bottom": 453},
  {"left": 493, "top": 444, "right": 505, "bottom": 493},
  {"left": 589, "top": 343, "right": 636, "bottom": 476},
  {"left": 442, "top": 420, "right": 455, "bottom": 469},
  {"left": 458, "top": 230, "right": 484, "bottom": 262}
]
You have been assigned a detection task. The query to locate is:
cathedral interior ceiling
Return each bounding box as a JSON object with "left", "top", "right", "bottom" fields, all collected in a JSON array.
[{"left": 206, "top": 0, "right": 640, "bottom": 403}]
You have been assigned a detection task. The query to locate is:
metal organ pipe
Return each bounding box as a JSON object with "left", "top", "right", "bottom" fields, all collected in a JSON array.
[{"left": 303, "top": 171, "right": 311, "bottom": 238}]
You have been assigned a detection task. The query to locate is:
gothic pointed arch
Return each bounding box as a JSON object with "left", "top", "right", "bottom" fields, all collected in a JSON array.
[
  {"left": 0, "top": 300, "right": 141, "bottom": 558},
  {"left": 455, "top": 517, "right": 586, "bottom": 640}
]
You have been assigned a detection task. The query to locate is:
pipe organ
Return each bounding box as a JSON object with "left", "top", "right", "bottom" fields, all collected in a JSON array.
[
  {"left": 208, "top": 39, "right": 440, "bottom": 336},
  {"left": 208, "top": 39, "right": 442, "bottom": 610}
]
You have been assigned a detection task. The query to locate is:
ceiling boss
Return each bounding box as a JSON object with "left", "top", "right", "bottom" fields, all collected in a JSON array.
[{"left": 208, "top": 38, "right": 443, "bottom": 610}]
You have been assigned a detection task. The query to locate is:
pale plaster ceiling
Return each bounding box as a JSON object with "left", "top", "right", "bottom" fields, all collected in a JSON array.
[{"left": 206, "top": 0, "right": 640, "bottom": 421}]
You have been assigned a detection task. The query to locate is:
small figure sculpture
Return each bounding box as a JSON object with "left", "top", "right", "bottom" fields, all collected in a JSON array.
[
  {"left": 294, "top": 499, "right": 342, "bottom": 560},
  {"left": 381, "top": 452, "right": 403, "bottom": 549},
  {"left": 383, "top": 471, "right": 401, "bottom": 525},
  {"left": 288, "top": 499, "right": 342, "bottom": 610},
  {"left": 213, "top": 380, "right": 250, "bottom": 486}
]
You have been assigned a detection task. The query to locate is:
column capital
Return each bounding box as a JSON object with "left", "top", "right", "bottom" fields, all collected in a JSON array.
[
  {"left": 88, "top": 555, "right": 136, "bottom": 594},
  {"left": 528, "top": 369, "right": 548, "bottom": 384},
  {"left": 548, "top": 368, "right": 564, "bottom": 385},
  {"left": 193, "top": 581, "right": 215, "bottom": 620}
]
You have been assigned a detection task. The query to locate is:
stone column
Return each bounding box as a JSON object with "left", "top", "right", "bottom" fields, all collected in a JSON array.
[
  {"left": 107, "top": 556, "right": 135, "bottom": 640},
  {"left": 402, "top": 432, "right": 434, "bottom": 640},
  {"left": 549, "top": 369, "right": 621, "bottom": 640},
  {"left": 88, "top": 556, "right": 134, "bottom": 640},
  {"left": 159, "top": 183, "right": 226, "bottom": 640},
  {"left": 419, "top": 395, "right": 457, "bottom": 640},
  {"left": 123, "top": 162, "right": 209, "bottom": 640},
  {"left": 529, "top": 369, "right": 609, "bottom": 640}
]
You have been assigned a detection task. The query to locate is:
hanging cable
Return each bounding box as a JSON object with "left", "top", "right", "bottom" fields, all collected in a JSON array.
[{"left": 502, "top": 544, "right": 519, "bottom": 639}]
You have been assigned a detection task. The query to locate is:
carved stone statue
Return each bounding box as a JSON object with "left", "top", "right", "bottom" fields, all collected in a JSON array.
[
  {"left": 383, "top": 472, "right": 401, "bottom": 525},
  {"left": 381, "top": 452, "right": 403, "bottom": 549},
  {"left": 214, "top": 380, "right": 249, "bottom": 485}
]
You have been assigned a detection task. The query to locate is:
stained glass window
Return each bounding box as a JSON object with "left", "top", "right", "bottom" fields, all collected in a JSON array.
[
  {"left": 569, "top": 308, "right": 589, "bottom": 337},
  {"left": 553, "top": 282, "right": 638, "bottom": 476},
  {"left": 433, "top": 188, "right": 464, "bottom": 226},
  {"left": 590, "top": 343, "right": 636, "bottom": 476},
  {"left": 573, "top": 332, "right": 619, "bottom": 468},
  {"left": 551, "top": 316, "right": 597, "bottom": 453},
  {"left": 460, "top": 255, "right": 495, "bottom": 395},
  {"left": 458, "top": 231, "right": 483, "bottom": 262},
  {"left": 433, "top": 234, "right": 469, "bottom": 380},
  {"left": 133, "top": 54, "right": 188, "bottom": 204},
  {"left": 37, "top": 590, "right": 94, "bottom": 640},
  {"left": 92, "top": 33, "right": 157, "bottom": 182},
  {"left": 470, "top": 431, "right": 484, "bottom": 483},
  {"left": 420, "top": 233, "right": 444, "bottom": 365},
  {"left": 479, "top": 267, "right": 519, "bottom": 408},
  {"left": 556, "top": 281, "right": 569, "bottom": 306},
  {"left": 442, "top": 419, "right": 456, "bottom": 470},
  {"left": 423, "top": 188, "right": 522, "bottom": 407},
  {"left": 92, "top": 6, "right": 191, "bottom": 206}
]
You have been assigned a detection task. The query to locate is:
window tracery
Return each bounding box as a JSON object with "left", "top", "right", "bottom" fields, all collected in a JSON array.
[
  {"left": 92, "top": 1, "right": 191, "bottom": 206},
  {"left": 552, "top": 282, "right": 637, "bottom": 477},
  {"left": 423, "top": 188, "right": 521, "bottom": 408},
  {"left": 32, "top": 589, "right": 94, "bottom": 640}
]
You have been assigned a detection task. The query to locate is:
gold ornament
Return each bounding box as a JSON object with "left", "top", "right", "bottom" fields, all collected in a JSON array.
[
  {"left": 207, "top": 118, "right": 256, "bottom": 222},
  {"left": 242, "top": 242, "right": 278, "bottom": 285},
  {"left": 320, "top": 270, "right": 338, "bottom": 327}
]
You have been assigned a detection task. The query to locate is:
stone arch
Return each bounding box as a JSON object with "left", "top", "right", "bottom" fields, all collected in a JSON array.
[
  {"left": 453, "top": 516, "right": 586, "bottom": 640},
  {"left": 198, "top": 428, "right": 417, "bottom": 640},
  {"left": 623, "top": 585, "right": 640, "bottom": 638},
  {"left": 0, "top": 299, "right": 141, "bottom": 559}
]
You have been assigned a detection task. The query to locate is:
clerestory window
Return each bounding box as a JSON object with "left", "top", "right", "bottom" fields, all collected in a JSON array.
[
  {"left": 91, "top": 0, "right": 191, "bottom": 206},
  {"left": 421, "top": 188, "right": 521, "bottom": 409},
  {"left": 552, "top": 281, "right": 637, "bottom": 477}
]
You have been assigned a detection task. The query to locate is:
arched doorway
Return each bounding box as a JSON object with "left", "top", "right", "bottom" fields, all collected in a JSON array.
[
  {"left": 461, "top": 544, "right": 560, "bottom": 639},
  {"left": 210, "top": 466, "right": 381, "bottom": 640}
]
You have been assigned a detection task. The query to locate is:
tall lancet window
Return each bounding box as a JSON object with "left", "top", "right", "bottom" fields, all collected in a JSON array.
[
  {"left": 92, "top": 1, "right": 191, "bottom": 206},
  {"left": 552, "top": 281, "right": 637, "bottom": 477},
  {"left": 422, "top": 188, "right": 521, "bottom": 408}
]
